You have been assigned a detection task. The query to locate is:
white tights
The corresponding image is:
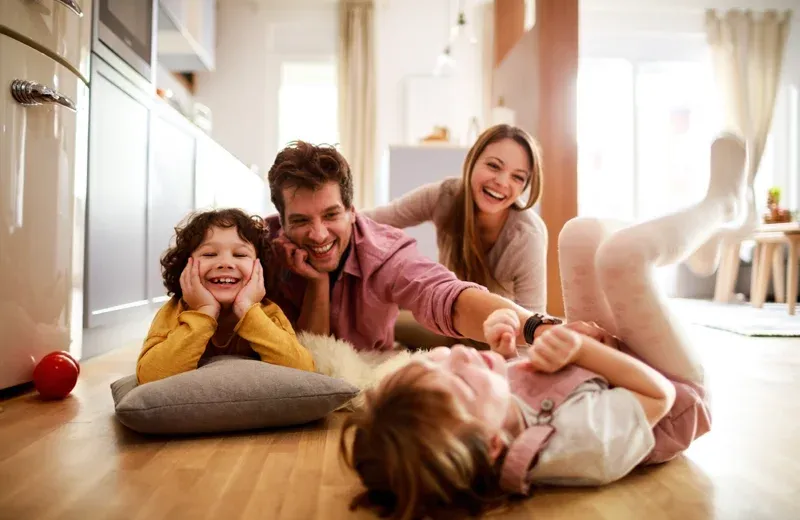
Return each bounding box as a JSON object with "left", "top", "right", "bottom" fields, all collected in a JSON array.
[{"left": 557, "top": 134, "right": 747, "bottom": 383}]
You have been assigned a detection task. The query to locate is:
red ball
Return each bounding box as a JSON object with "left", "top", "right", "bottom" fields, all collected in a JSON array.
[
  {"left": 41, "top": 350, "right": 80, "bottom": 375},
  {"left": 33, "top": 352, "right": 79, "bottom": 400}
]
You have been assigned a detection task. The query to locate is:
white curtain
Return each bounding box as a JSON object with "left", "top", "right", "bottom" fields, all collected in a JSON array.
[
  {"left": 338, "top": 0, "right": 377, "bottom": 209},
  {"left": 704, "top": 9, "right": 792, "bottom": 302}
]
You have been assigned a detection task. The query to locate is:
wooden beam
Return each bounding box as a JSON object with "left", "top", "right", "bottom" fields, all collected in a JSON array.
[
  {"left": 535, "top": 0, "right": 579, "bottom": 317},
  {"left": 494, "top": 0, "right": 525, "bottom": 66}
]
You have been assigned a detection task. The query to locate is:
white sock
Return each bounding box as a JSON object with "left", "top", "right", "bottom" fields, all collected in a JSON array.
[
  {"left": 591, "top": 135, "right": 747, "bottom": 381},
  {"left": 685, "top": 133, "right": 747, "bottom": 276},
  {"left": 686, "top": 234, "right": 724, "bottom": 277}
]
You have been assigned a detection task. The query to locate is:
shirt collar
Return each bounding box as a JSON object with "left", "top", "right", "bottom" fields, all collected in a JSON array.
[{"left": 340, "top": 217, "right": 363, "bottom": 279}]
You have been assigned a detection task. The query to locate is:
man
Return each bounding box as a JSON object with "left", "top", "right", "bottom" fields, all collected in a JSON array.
[{"left": 265, "top": 141, "right": 606, "bottom": 356}]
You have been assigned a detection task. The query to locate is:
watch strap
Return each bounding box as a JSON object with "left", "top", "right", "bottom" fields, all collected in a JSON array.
[{"left": 523, "top": 313, "right": 563, "bottom": 344}]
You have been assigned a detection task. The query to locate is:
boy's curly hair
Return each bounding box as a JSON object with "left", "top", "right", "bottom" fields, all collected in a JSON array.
[
  {"left": 160, "top": 208, "right": 272, "bottom": 299},
  {"left": 339, "top": 362, "right": 512, "bottom": 520}
]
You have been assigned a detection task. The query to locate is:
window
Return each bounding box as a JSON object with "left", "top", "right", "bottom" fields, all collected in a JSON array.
[
  {"left": 577, "top": 59, "right": 636, "bottom": 220},
  {"left": 578, "top": 57, "right": 787, "bottom": 222},
  {"left": 578, "top": 58, "right": 721, "bottom": 221},
  {"left": 277, "top": 61, "right": 339, "bottom": 149},
  {"left": 634, "top": 61, "right": 720, "bottom": 220}
]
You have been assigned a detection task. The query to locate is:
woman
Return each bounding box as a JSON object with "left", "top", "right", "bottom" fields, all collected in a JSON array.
[{"left": 364, "top": 124, "right": 547, "bottom": 349}]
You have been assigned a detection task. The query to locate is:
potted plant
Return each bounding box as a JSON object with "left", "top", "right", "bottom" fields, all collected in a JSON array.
[{"left": 763, "top": 186, "right": 792, "bottom": 223}]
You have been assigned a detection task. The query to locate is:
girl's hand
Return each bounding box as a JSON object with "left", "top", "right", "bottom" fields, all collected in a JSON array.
[
  {"left": 233, "top": 260, "right": 266, "bottom": 318},
  {"left": 273, "top": 233, "right": 326, "bottom": 281},
  {"left": 483, "top": 309, "right": 520, "bottom": 359},
  {"left": 528, "top": 325, "right": 582, "bottom": 373},
  {"left": 180, "top": 257, "right": 220, "bottom": 319}
]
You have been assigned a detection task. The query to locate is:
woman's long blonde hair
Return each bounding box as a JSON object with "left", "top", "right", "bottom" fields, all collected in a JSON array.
[{"left": 441, "top": 124, "right": 543, "bottom": 290}]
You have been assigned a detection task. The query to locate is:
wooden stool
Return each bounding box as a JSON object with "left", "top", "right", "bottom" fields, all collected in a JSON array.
[{"left": 750, "top": 223, "right": 800, "bottom": 315}]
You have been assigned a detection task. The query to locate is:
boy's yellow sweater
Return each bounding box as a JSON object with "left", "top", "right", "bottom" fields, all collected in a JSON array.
[{"left": 136, "top": 297, "right": 316, "bottom": 384}]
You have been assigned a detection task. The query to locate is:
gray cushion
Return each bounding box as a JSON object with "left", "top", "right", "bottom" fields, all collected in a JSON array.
[{"left": 111, "top": 356, "right": 359, "bottom": 435}]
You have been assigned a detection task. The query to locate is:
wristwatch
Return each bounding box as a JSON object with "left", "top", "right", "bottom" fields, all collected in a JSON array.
[{"left": 523, "top": 313, "right": 563, "bottom": 344}]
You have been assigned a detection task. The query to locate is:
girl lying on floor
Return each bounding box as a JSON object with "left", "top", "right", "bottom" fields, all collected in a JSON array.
[
  {"left": 136, "top": 208, "right": 315, "bottom": 384},
  {"left": 339, "top": 133, "right": 747, "bottom": 520}
]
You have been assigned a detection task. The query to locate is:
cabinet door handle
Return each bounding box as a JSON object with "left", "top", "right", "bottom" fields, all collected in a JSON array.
[
  {"left": 55, "top": 0, "right": 83, "bottom": 17},
  {"left": 10, "top": 80, "right": 77, "bottom": 112}
]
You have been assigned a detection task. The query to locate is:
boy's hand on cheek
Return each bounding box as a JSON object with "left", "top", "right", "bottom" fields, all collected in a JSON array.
[
  {"left": 181, "top": 258, "right": 220, "bottom": 319},
  {"left": 234, "top": 260, "right": 266, "bottom": 318}
]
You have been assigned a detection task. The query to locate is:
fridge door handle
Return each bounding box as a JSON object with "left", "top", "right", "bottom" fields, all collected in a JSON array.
[
  {"left": 54, "top": 0, "right": 83, "bottom": 17},
  {"left": 10, "top": 80, "right": 77, "bottom": 112}
]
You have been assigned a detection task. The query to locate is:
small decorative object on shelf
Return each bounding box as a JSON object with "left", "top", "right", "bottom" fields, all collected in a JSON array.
[
  {"left": 763, "top": 186, "right": 793, "bottom": 224},
  {"left": 491, "top": 96, "right": 516, "bottom": 126},
  {"left": 466, "top": 117, "right": 481, "bottom": 144},
  {"left": 420, "top": 126, "right": 451, "bottom": 144}
]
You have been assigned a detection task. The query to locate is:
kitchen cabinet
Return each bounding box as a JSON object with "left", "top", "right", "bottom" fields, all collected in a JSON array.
[
  {"left": 86, "top": 58, "right": 152, "bottom": 328},
  {"left": 147, "top": 108, "right": 196, "bottom": 302},
  {"left": 157, "top": 0, "right": 216, "bottom": 71},
  {"left": 84, "top": 58, "right": 268, "bottom": 359},
  {"left": 86, "top": 56, "right": 268, "bottom": 329},
  {"left": 195, "top": 133, "right": 270, "bottom": 217},
  {"left": 0, "top": 33, "right": 89, "bottom": 389}
]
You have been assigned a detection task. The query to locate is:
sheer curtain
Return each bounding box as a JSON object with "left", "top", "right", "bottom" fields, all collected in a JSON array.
[
  {"left": 338, "top": 0, "right": 377, "bottom": 209},
  {"left": 703, "top": 9, "right": 792, "bottom": 302}
]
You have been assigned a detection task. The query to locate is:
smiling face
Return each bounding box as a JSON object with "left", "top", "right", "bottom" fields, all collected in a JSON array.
[
  {"left": 469, "top": 138, "right": 532, "bottom": 216},
  {"left": 411, "top": 345, "right": 512, "bottom": 434},
  {"left": 281, "top": 181, "right": 355, "bottom": 273},
  {"left": 191, "top": 226, "right": 257, "bottom": 306}
]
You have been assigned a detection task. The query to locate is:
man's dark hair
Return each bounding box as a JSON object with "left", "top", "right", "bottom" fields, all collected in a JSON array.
[{"left": 267, "top": 141, "right": 354, "bottom": 220}]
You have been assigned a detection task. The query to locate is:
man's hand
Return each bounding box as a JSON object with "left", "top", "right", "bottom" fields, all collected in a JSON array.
[
  {"left": 562, "top": 321, "right": 619, "bottom": 348},
  {"left": 528, "top": 325, "right": 582, "bottom": 373},
  {"left": 272, "top": 233, "right": 326, "bottom": 281},
  {"left": 483, "top": 309, "right": 520, "bottom": 359}
]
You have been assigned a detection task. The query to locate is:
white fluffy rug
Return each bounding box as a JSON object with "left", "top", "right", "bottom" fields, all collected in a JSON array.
[{"left": 298, "top": 332, "right": 427, "bottom": 409}]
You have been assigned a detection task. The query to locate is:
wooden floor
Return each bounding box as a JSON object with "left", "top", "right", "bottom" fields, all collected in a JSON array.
[{"left": 1, "top": 323, "right": 800, "bottom": 520}]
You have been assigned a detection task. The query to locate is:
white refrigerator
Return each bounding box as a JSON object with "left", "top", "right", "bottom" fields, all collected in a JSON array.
[
  {"left": 378, "top": 144, "right": 470, "bottom": 262},
  {"left": 0, "top": 0, "right": 92, "bottom": 390}
]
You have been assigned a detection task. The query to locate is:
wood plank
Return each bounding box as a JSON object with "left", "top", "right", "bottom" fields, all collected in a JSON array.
[
  {"left": 1, "top": 319, "right": 800, "bottom": 519},
  {"left": 534, "top": 0, "right": 579, "bottom": 317},
  {"left": 494, "top": 0, "right": 526, "bottom": 66}
]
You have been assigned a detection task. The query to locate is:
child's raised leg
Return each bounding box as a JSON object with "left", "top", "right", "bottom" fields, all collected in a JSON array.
[
  {"left": 558, "top": 217, "right": 628, "bottom": 335},
  {"left": 594, "top": 134, "right": 747, "bottom": 382}
]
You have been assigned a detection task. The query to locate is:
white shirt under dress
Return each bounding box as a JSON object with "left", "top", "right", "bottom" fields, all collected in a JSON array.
[{"left": 514, "top": 379, "right": 656, "bottom": 486}]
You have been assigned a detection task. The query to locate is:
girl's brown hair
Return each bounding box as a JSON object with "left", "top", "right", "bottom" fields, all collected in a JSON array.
[
  {"left": 441, "top": 124, "right": 543, "bottom": 290},
  {"left": 340, "top": 363, "right": 511, "bottom": 520},
  {"left": 161, "top": 208, "right": 272, "bottom": 299}
]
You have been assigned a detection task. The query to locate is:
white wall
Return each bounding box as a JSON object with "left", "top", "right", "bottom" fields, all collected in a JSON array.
[
  {"left": 196, "top": 0, "right": 487, "bottom": 208},
  {"left": 492, "top": 27, "right": 538, "bottom": 137},
  {"left": 194, "top": 0, "right": 337, "bottom": 178},
  {"left": 375, "top": 0, "right": 487, "bottom": 201}
]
